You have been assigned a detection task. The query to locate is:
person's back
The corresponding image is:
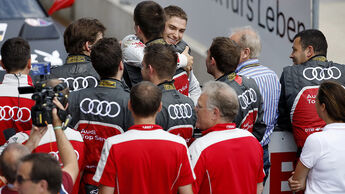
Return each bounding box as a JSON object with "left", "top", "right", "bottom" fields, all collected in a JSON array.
[
  {"left": 67, "top": 38, "right": 133, "bottom": 190},
  {"left": 190, "top": 127, "right": 263, "bottom": 194},
  {"left": 94, "top": 126, "right": 193, "bottom": 194},
  {"left": 50, "top": 18, "right": 105, "bottom": 92},
  {"left": 278, "top": 29, "right": 345, "bottom": 150},
  {"left": 0, "top": 38, "right": 35, "bottom": 144},
  {"left": 190, "top": 81, "right": 264, "bottom": 194},
  {"left": 206, "top": 37, "right": 266, "bottom": 142},
  {"left": 93, "top": 81, "right": 194, "bottom": 194},
  {"left": 156, "top": 81, "right": 196, "bottom": 143},
  {"left": 279, "top": 59, "right": 345, "bottom": 147},
  {"left": 217, "top": 72, "right": 265, "bottom": 141},
  {"left": 141, "top": 44, "right": 196, "bottom": 144}
]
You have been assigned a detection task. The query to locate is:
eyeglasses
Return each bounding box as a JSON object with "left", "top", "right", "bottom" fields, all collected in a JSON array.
[{"left": 16, "top": 175, "right": 32, "bottom": 184}]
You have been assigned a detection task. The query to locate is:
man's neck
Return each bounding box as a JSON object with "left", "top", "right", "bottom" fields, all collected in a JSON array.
[
  {"left": 150, "top": 76, "right": 171, "bottom": 86},
  {"left": 213, "top": 71, "right": 224, "bottom": 80},
  {"left": 82, "top": 51, "right": 90, "bottom": 56},
  {"left": 9, "top": 69, "right": 29, "bottom": 75},
  {"left": 133, "top": 116, "right": 156, "bottom": 125}
]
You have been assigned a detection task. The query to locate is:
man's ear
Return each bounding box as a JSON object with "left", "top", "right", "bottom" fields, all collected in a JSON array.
[
  {"left": 38, "top": 179, "right": 48, "bottom": 192},
  {"left": 212, "top": 107, "right": 221, "bottom": 120},
  {"left": 241, "top": 47, "right": 250, "bottom": 60},
  {"left": 148, "top": 64, "right": 155, "bottom": 75},
  {"left": 119, "top": 61, "right": 124, "bottom": 71},
  {"left": 85, "top": 41, "right": 92, "bottom": 52},
  {"left": 211, "top": 57, "right": 216, "bottom": 66},
  {"left": 306, "top": 45, "right": 315, "bottom": 58}
]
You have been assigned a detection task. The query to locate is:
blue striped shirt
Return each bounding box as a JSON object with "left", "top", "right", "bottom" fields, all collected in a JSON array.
[{"left": 235, "top": 59, "right": 281, "bottom": 146}]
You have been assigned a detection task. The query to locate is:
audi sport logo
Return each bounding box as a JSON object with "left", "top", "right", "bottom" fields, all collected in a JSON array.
[
  {"left": 168, "top": 103, "right": 193, "bottom": 120},
  {"left": 80, "top": 98, "right": 121, "bottom": 118},
  {"left": 0, "top": 106, "right": 31, "bottom": 122},
  {"left": 59, "top": 76, "right": 98, "bottom": 91},
  {"left": 238, "top": 88, "right": 257, "bottom": 109},
  {"left": 303, "top": 66, "right": 341, "bottom": 81}
]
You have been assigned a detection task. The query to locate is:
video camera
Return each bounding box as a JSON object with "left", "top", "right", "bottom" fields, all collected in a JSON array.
[{"left": 18, "top": 62, "right": 68, "bottom": 127}]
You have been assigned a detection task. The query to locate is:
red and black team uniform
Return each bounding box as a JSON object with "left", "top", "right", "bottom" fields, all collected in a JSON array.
[
  {"left": 0, "top": 74, "right": 35, "bottom": 145},
  {"left": 67, "top": 79, "right": 133, "bottom": 192},
  {"left": 93, "top": 124, "right": 195, "bottom": 194},
  {"left": 189, "top": 123, "right": 265, "bottom": 194},
  {"left": 217, "top": 72, "right": 266, "bottom": 142},
  {"left": 277, "top": 56, "right": 345, "bottom": 149},
  {"left": 156, "top": 81, "right": 196, "bottom": 144},
  {"left": 0, "top": 125, "right": 85, "bottom": 194}
]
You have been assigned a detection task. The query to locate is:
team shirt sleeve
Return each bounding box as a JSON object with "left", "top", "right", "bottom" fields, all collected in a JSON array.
[
  {"left": 299, "top": 133, "right": 321, "bottom": 169},
  {"left": 93, "top": 139, "right": 117, "bottom": 187},
  {"left": 189, "top": 143, "right": 206, "bottom": 193}
]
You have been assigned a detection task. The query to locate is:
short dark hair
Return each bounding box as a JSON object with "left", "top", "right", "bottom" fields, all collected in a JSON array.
[
  {"left": 90, "top": 37, "right": 122, "bottom": 79},
  {"left": 1, "top": 37, "right": 30, "bottom": 73},
  {"left": 317, "top": 81, "right": 345, "bottom": 122},
  {"left": 293, "top": 29, "right": 328, "bottom": 57},
  {"left": 143, "top": 44, "right": 177, "bottom": 80},
  {"left": 134, "top": 1, "right": 165, "bottom": 41},
  {"left": 209, "top": 37, "right": 241, "bottom": 74},
  {"left": 64, "top": 18, "right": 106, "bottom": 54},
  {"left": 130, "top": 81, "right": 162, "bottom": 117},
  {"left": 20, "top": 153, "right": 62, "bottom": 194},
  {"left": 164, "top": 5, "right": 188, "bottom": 22}
]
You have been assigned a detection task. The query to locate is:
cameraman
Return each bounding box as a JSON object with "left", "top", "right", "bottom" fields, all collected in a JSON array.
[
  {"left": 0, "top": 37, "right": 35, "bottom": 145},
  {"left": 0, "top": 79, "right": 84, "bottom": 194}
]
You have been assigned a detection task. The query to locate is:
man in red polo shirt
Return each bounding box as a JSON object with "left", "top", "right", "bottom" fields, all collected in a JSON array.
[
  {"left": 93, "top": 81, "right": 194, "bottom": 194},
  {"left": 189, "top": 81, "right": 264, "bottom": 194}
]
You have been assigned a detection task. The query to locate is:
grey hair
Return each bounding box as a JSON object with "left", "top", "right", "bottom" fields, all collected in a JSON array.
[
  {"left": 231, "top": 26, "right": 261, "bottom": 58},
  {"left": 202, "top": 81, "right": 239, "bottom": 122}
]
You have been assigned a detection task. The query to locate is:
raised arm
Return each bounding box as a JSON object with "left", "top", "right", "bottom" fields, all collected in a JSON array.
[{"left": 52, "top": 98, "right": 79, "bottom": 184}]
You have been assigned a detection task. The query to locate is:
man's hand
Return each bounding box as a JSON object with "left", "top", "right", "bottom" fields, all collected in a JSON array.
[
  {"left": 52, "top": 97, "right": 67, "bottom": 127},
  {"left": 288, "top": 172, "right": 303, "bottom": 192},
  {"left": 26, "top": 125, "right": 48, "bottom": 151},
  {"left": 182, "top": 46, "right": 193, "bottom": 75}
]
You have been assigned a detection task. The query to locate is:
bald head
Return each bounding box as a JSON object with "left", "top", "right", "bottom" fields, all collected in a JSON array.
[
  {"left": 0, "top": 143, "right": 30, "bottom": 184},
  {"left": 230, "top": 26, "right": 261, "bottom": 60}
]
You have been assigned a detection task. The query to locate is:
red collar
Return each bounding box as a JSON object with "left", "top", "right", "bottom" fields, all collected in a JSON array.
[
  {"left": 202, "top": 123, "right": 236, "bottom": 136},
  {"left": 129, "top": 124, "right": 163, "bottom": 131}
]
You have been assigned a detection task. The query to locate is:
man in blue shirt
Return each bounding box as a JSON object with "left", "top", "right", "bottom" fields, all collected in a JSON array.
[{"left": 230, "top": 26, "right": 281, "bottom": 184}]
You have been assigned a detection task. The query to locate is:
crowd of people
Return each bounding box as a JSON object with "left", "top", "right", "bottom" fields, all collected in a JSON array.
[{"left": 0, "top": 0, "right": 345, "bottom": 194}]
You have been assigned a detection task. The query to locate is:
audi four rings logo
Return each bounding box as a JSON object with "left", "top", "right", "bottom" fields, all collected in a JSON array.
[
  {"left": 59, "top": 76, "right": 98, "bottom": 91},
  {"left": 0, "top": 106, "right": 31, "bottom": 122},
  {"left": 80, "top": 98, "right": 121, "bottom": 118},
  {"left": 238, "top": 88, "right": 257, "bottom": 109},
  {"left": 303, "top": 67, "right": 341, "bottom": 81},
  {"left": 168, "top": 103, "right": 193, "bottom": 120}
]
